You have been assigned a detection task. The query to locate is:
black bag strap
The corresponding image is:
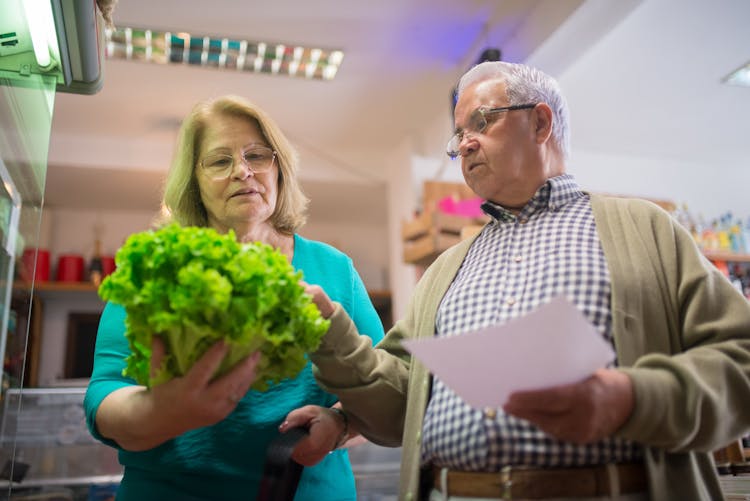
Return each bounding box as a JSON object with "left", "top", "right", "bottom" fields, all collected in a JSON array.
[{"left": 256, "top": 426, "right": 309, "bottom": 501}]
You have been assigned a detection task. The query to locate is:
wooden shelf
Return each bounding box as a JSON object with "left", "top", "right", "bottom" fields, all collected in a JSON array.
[
  {"left": 13, "top": 281, "right": 102, "bottom": 303},
  {"left": 32, "top": 281, "right": 98, "bottom": 292},
  {"left": 703, "top": 250, "right": 750, "bottom": 263}
]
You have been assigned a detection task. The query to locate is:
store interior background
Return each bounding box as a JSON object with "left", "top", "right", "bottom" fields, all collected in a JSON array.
[{"left": 33, "top": 0, "right": 749, "bottom": 385}]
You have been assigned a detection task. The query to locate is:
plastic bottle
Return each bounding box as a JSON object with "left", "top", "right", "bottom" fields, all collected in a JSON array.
[{"left": 701, "top": 218, "right": 718, "bottom": 251}]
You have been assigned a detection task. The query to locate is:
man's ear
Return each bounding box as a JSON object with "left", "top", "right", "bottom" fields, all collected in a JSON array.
[{"left": 533, "top": 103, "right": 554, "bottom": 145}]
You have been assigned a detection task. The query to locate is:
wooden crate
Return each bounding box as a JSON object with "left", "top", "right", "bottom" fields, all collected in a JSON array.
[
  {"left": 402, "top": 209, "right": 488, "bottom": 267},
  {"left": 421, "top": 180, "right": 477, "bottom": 214},
  {"left": 402, "top": 180, "right": 489, "bottom": 267}
]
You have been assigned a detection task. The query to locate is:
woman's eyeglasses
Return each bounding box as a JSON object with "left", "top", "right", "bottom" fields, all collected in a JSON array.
[{"left": 199, "top": 146, "right": 277, "bottom": 180}]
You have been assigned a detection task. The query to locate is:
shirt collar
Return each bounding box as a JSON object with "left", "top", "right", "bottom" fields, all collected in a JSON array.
[{"left": 480, "top": 173, "right": 584, "bottom": 222}]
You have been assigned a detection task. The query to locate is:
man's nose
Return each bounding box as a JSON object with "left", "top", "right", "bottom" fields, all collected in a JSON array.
[{"left": 458, "top": 133, "right": 478, "bottom": 157}]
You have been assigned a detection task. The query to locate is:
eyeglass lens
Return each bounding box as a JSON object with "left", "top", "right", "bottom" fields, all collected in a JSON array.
[
  {"left": 201, "top": 147, "right": 275, "bottom": 179},
  {"left": 446, "top": 109, "right": 491, "bottom": 158}
]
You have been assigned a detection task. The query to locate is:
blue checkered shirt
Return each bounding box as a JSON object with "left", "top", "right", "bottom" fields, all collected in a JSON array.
[{"left": 420, "top": 174, "right": 643, "bottom": 470}]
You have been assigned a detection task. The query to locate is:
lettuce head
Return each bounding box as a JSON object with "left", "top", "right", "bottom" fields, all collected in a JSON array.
[{"left": 98, "top": 224, "right": 330, "bottom": 391}]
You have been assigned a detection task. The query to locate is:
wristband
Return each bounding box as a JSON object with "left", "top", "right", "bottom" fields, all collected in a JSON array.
[{"left": 330, "top": 407, "right": 349, "bottom": 450}]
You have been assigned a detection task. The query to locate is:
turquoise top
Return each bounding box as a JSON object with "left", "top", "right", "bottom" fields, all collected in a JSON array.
[{"left": 84, "top": 234, "right": 385, "bottom": 501}]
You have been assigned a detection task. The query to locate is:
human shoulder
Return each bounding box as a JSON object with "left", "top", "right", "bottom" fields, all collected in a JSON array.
[
  {"left": 293, "top": 233, "right": 352, "bottom": 262},
  {"left": 589, "top": 193, "right": 674, "bottom": 223}
]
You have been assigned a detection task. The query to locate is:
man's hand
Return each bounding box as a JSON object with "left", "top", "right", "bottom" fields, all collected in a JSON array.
[
  {"left": 279, "top": 405, "right": 350, "bottom": 466},
  {"left": 502, "top": 368, "right": 634, "bottom": 444},
  {"left": 300, "top": 281, "right": 335, "bottom": 319}
]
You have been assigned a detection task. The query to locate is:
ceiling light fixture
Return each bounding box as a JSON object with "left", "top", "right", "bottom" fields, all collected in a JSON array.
[
  {"left": 723, "top": 60, "right": 750, "bottom": 88},
  {"left": 105, "top": 26, "right": 345, "bottom": 81},
  {"left": 21, "top": 0, "right": 58, "bottom": 69}
]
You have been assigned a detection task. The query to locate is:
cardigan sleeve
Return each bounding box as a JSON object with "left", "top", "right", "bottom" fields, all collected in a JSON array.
[
  {"left": 594, "top": 196, "right": 750, "bottom": 452},
  {"left": 311, "top": 238, "right": 473, "bottom": 447}
]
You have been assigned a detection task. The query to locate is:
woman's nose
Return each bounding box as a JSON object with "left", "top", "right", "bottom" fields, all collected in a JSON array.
[{"left": 231, "top": 157, "right": 254, "bottom": 179}]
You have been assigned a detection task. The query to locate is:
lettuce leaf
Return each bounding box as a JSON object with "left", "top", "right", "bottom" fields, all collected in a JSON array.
[{"left": 98, "top": 224, "right": 329, "bottom": 391}]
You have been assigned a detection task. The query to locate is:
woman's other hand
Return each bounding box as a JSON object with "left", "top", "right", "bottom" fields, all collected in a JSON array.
[{"left": 96, "top": 338, "right": 261, "bottom": 451}]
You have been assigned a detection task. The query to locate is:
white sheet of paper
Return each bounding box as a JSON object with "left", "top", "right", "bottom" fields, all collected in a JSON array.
[{"left": 401, "top": 296, "right": 615, "bottom": 409}]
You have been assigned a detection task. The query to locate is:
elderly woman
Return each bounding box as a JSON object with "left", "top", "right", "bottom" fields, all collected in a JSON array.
[{"left": 84, "top": 95, "right": 384, "bottom": 500}]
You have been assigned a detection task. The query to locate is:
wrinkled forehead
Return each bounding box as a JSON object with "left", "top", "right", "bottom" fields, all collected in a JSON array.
[
  {"left": 199, "top": 113, "right": 263, "bottom": 149},
  {"left": 454, "top": 79, "right": 508, "bottom": 127}
]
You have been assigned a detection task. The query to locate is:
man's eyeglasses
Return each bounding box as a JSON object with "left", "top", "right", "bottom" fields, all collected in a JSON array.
[
  {"left": 199, "top": 145, "right": 277, "bottom": 180},
  {"left": 446, "top": 104, "right": 537, "bottom": 159}
]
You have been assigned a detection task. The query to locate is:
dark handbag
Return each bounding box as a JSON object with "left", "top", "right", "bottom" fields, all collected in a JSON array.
[{"left": 256, "top": 427, "right": 309, "bottom": 501}]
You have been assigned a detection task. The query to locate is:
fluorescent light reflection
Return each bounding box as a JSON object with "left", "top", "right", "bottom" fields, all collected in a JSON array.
[
  {"left": 22, "top": 0, "right": 58, "bottom": 69},
  {"left": 105, "top": 26, "right": 344, "bottom": 80},
  {"left": 723, "top": 61, "right": 750, "bottom": 88}
]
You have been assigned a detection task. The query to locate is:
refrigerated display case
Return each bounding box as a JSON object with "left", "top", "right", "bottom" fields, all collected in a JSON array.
[
  {"left": 0, "top": 2, "right": 115, "bottom": 498},
  {"left": 0, "top": 62, "right": 51, "bottom": 501}
]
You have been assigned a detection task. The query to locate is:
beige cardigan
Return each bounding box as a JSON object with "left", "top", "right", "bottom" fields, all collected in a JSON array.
[{"left": 312, "top": 194, "right": 750, "bottom": 501}]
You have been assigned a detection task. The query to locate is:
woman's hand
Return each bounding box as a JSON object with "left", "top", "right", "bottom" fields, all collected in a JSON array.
[
  {"left": 279, "top": 405, "right": 357, "bottom": 466},
  {"left": 149, "top": 337, "right": 261, "bottom": 429},
  {"left": 96, "top": 338, "right": 261, "bottom": 451}
]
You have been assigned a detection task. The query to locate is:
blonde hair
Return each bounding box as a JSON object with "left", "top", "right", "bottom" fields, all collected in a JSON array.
[{"left": 161, "top": 95, "right": 309, "bottom": 233}]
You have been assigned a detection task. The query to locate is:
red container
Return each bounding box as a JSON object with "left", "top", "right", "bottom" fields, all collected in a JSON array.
[
  {"left": 101, "top": 256, "right": 116, "bottom": 277},
  {"left": 21, "top": 248, "right": 50, "bottom": 282},
  {"left": 56, "top": 254, "right": 85, "bottom": 282}
]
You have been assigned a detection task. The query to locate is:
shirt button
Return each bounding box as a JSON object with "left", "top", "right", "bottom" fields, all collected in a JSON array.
[
  {"left": 506, "top": 297, "right": 516, "bottom": 306},
  {"left": 514, "top": 255, "right": 522, "bottom": 262},
  {"left": 484, "top": 407, "right": 497, "bottom": 419}
]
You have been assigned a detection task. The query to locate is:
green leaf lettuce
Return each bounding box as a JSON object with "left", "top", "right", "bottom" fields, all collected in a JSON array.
[{"left": 98, "top": 224, "right": 330, "bottom": 391}]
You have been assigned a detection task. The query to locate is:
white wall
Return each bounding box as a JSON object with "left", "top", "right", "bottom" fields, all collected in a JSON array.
[
  {"left": 39, "top": 207, "right": 158, "bottom": 269},
  {"left": 569, "top": 150, "right": 750, "bottom": 221},
  {"left": 299, "top": 221, "right": 389, "bottom": 291}
]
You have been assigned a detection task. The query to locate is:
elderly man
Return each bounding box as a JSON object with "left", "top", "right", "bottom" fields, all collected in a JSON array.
[{"left": 283, "top": 61, "right": 750, "bottom": 500}]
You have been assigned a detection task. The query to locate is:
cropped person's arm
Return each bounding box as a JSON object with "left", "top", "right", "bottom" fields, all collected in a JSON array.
[
  {"left": 305, "top": 280, "right": 425, "bottom": 447},
  {"left": 597, "top": 198, "right": 750, "bottom": 451}
]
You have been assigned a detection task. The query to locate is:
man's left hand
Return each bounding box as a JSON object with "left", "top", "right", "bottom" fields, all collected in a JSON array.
[
  {"left": 279, "top": 405, "right": 345, "bottom": 466},
  {"left": 502, "top": 368, "right": 634, "bottom": 444}
]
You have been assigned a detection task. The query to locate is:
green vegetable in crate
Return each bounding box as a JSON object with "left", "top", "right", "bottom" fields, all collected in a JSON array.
[{"left": 98, "top": 224, "right": 329, "bottom": 391}]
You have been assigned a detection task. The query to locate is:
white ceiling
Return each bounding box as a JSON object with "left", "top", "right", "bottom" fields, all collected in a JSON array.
[{"left": 44, "top": 0, "right": 750, "bottom": 225}]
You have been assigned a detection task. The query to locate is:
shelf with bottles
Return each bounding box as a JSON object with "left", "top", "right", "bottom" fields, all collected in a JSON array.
[
  {"left": 672, "top": 204, "right": 750, "bottom": 258},
  {"left": 702, "top": 250, "right": 750, "bottom": 263},
  {"left": 669, "top": 204, "right": 750, "bottom": 298}
]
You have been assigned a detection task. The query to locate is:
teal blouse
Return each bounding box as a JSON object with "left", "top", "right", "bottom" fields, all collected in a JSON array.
[{"left": 84, "top": 234, "right": 385, "bottom": 501}]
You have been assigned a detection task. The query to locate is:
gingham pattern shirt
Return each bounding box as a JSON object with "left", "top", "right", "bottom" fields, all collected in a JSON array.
[{"left": 420, "top": 174, "right": 643, "bottom": 470}]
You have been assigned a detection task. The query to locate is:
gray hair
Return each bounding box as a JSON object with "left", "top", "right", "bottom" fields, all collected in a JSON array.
[{"left": 457, "top": 61, "right": 571, "bottom": 160}]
